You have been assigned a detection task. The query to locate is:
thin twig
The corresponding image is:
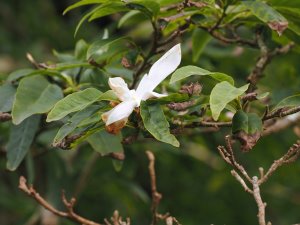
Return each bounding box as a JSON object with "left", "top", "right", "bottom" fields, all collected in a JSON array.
[
  {"left": 252, "top": 176, "right": 268, "bottom": 225},
  {"left": 19, "top": 176, "right": 102, "bottom": 225},
  {"left": 146, "top": 151, "right": 162, "bottom": 225}
]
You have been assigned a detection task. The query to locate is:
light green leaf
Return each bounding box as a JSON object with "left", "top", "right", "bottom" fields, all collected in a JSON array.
[
  {"left": 192, "top": 29, "right": 212, "bottom": 62},
  {"left": 140, "top": 102, "right": 179, "bottom": 147},
  {"left": 273, "top": 94, "right": 300, "bottom": 110},
  {"left": 170, "top": 66, "right": 234, "bottom": 85},
  {"left": 232, "top": 110, "right": 263, "bottom": 134},
  {"left": 87, "top": 130, "right": 123, "bottom": 154},
  {"left": 98, "top": 90, "right": 118, "bottom": 101},
  {"left": 6, "top": 115, "right": 40, "bottom": 171},
  {"left": 0, "top": 84, "right": 16, "bottom": 112},
  {"left": 12, "top": 75, "right": 63, "bottom": 125},
  {"left": 210, "top": 81, "right": 249, "bottom": 121},
  {"left": 47, "top": 88, "right": 102, "bottom": 122},
  {"left": 75, "top": 39, "right": 89, "bottom": 60}
]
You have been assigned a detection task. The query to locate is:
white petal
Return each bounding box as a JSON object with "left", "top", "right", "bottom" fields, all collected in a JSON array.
[
  {"left": 136, "top": 44, "right": 181, "bottom": 98},
  {"left": 141, "top": 91, "right": 167, "bottom": 101},
  {"left": 108, "top": 77, "right": 131, "bottom": 101},
  {"left": 102, "top": 100, "right": 137, "bottom": 125}
]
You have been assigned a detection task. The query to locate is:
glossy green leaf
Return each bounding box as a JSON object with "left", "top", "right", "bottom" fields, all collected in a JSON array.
[
  {"left": 118, "top": 11, "right": 144, "bottom": 28},
  {"left": 125, "top": 0, "right": 160, "bottom": 18},
  {"left": 242, "top": 1, "right": 288, "bottom": 35},
  {"left": 89, "top": 2, "right": 128, "bottom": 21},
  {"left": 192, "top": 29, "right": 212, "bottom": 62},
  {"left": 63, "top": 0, "right": 109, "bottom": 15},
  {"left": 0, "top": 84, "right": 16, "bottom": 112},
  {"left": 232, "top": 110, "right": 262, "bottom": 134},
  {"left": 53, "top": 105, "right": 101, "bottom": 145},
  {"left": 210, "top": 81, "right": 249, "bottom": 121},
  {"left": 170, "top": 66, "right": 234, "bottom": 85},
  {"left": 140, "top": 102, "right": 179, "bottom": 147},
  {"left": 47, "top": 88, "right": 102, "bottom": 122},
  {"left": 12, "top": 75, "right": 63, "bottom": 125},
  {"left": 87, "top": 130, "right": 123, "bottom": 154},
  {"left": 273, "top": 94, "right": 300, "bottom": 110},
  {"left": 6, "top": 115, "right": 40, "bottom": 171},
  {"left": 75, "top": 39, "right": 89, "bottom": 60},
  {"left": 87, "top": 37, "right": 131, "bottom": 64}
]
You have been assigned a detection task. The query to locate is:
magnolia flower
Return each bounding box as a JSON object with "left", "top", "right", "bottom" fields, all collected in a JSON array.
[{"left": 102, "top": 44, "right": 181, "bottom": 132}]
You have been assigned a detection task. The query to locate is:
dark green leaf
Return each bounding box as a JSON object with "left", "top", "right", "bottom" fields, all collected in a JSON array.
[
  {"left": 192, "top": 29, "right": 212, "bottom": 62},
  {"left": 12, "top": 75, "right": 63, "bottom": 125},
  {"left": 242, "top": 1, "right": 288, "bottom": 35},
  {"left": 63, "top": 0, "right": 110, "bottom": 15},
  {"left": 147, "top": 93, "right": 190, "bottom": 104},
  {"left": 273, "top": 94, "right": 300, "bottom": 110},
  {"left": 53, "top": 105, "right": 101, "bottom": 145},
  {"left": 0, "top": 84, "right": 16, "bottom": 112},
  {"left": 47, "top": 88, "right": 102, "bottom": 122},
  {"left": 87, "top": 130, "right": 123, "bottom": 154},
  {"left": 140, "top": 102, "right": 179, "bottom": 147},
  {"left": 232, "top": 110, "right": 262, "bottom": 134},
  {"left": 87, "top": 37, "right": 132, "bottom": 64},
  {"left": 6, "top": 115, "right": 40, "bottom": 171},
  {"left": 89, "top": 2, "right": 128, "bottom": 21}
]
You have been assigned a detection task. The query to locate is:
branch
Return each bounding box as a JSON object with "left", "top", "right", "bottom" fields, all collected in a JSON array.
[
  {"left": 258, "top": 141, "right": 300, "bottom": 185},
  {"left": 0, "top": 112, "right": 12, "bottom": 122},
  {"left": 247, "top": 32, "right": 294, "bottom": 92},
  {"left": 19, "top": 176, "right": 102, "bottom": 225},
  {"left": 252, "top": 176, "right": 269, "bottom": 225},
  {"left": 146, "top": 151, "right": 162, "bottom": 225}
]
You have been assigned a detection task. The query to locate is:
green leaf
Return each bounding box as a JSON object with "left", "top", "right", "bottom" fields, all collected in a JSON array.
[
  {"left": 0, "top": 84, "right": 16, "bottom": 112},
  {"left": 273, "top": 94, "right": 300, "bottom": 110},
  {"left": 75, "top": 39, "right": 89, "bottom": 60},
  {"left": 7, "top": 68, "right": 35, "bottom": 82},
  {"left": 6, "top": 115, "right": 40, "bottom": 171},
  {"left": 192, "top": 29, "right": 212, "bottom": 62},
  {"left": 147, "top": 93, "right": 190, "bottom": 104},
  {"left": 232, "top": 110, "right": 262, "bottom": 134},
  {"left": 89, "top": 2, "right": 128, "bottom": 21},
  {"left": 63, "top": 0, "right": 109, "bottom": 15},
  {"left": 125, "top": 0, "right": 160, "bottom": 18},
  {"left": 170, "top": 66, "right": 234, "bottom": 85},
  {"left": 118, "top": 11, "right": 145, "bottom": 28},
  {"left": 87, "top": 130, "right": 123, "bottom": 154},
  {"left": 87, "top": 37, "right": 131, "bottom": 64},
  {"left": 98, "top": 90, "right": 118, "bottom": 101},
  {"left": 47, "top": 88, "right": 102, "bottom": 122},
  {"left": 210, "top": 81, "right": 249, "bottom": 121},
  {"left": 12, "top": 75, "right": 63, "bottom": 125},
  {"left": 140, "top": 102, "right": 179, "bottom": 147},
  {"left": 242, "top": 1, "right": 288, "bottom": 35},
  {"left": 53, "top": 105, "right": 101, "bottom": 145}
]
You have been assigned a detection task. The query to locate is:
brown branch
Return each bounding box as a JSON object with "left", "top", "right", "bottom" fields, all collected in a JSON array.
[
  {"left": 231, "top": 170, "right": 253, "bottom": 194},
  {"left": 19, "top": 176, "right": 102, "bottom": 225},
  {"left": 258, "top": 141, "right": 300, "bottom": 185},
  {"left": 252, "top": 176, "right": 269, "bottom": 225},
  {"left": 247, "top": 32, "right": 294, "bottom": 92},
  {"left": 146, "top": 151, "right": 162, "bottom": 225},
  {"left": 0, "top": 112, "right": 12, "bottom": 122}
]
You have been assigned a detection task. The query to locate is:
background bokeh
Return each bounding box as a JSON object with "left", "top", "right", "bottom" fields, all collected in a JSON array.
[{"left": 1, "top": 1, "right": 300, "bottom": 225}]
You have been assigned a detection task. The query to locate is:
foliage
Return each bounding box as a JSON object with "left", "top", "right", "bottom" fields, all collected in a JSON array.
[{"left": 1, "top": 0, "right": 300, "bottom": 224}]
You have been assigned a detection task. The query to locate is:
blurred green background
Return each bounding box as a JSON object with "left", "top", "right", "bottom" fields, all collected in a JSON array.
[{"left": 1, "top": 0, "right": 300, "bottom": 225}]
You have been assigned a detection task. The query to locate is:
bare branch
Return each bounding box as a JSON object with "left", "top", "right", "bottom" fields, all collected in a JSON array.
[
  {"left": 259, "top": 141, "right": 300, "bottom": 185},
  {"left": 231, "top": 170, "right": 253, "bottom": 194},
  {"left": 146, "top": 151, "right": 162, "bottom": 225},
  {"left": 19, "top": 176, "right": 102, "bottom": 225},
  {"left": 252, "top": 176, "right": 269, "bottom": 225}
]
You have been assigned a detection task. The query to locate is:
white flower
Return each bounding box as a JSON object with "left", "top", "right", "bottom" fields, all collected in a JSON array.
[{"left": 102, "top": 44, "right": 181, "bottom": 127}]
